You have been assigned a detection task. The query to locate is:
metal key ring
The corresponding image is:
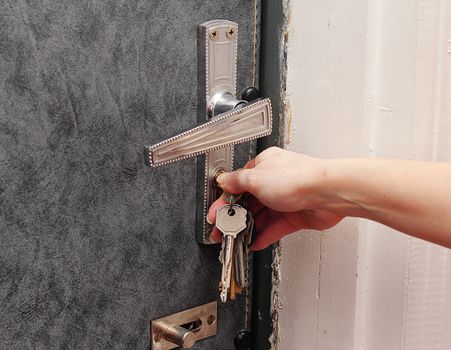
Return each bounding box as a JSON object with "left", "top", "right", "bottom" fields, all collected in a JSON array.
[
  {"left": 224, "top": 192, "right": 244, "bottom": 217},
  {"left": 229, "top": 194, "right": 234, "bottom": 211},
  {"left": 223, "top": 192, "right": 244, "bottom": 205}
]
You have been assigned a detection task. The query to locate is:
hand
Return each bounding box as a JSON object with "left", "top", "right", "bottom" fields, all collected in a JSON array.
[{"left": 207, "top": 147, "right": 343, "bottom": 250}]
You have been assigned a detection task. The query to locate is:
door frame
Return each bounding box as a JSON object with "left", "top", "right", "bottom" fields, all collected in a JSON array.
[{"left": 252, "top": 1, "right": 288, "bottom": 349}]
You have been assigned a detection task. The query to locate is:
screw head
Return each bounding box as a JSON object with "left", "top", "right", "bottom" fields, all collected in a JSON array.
[
  {"left": 226, "top": 27, "right": 236, "bottom": 39},
  {"left": 209, "top": 29, "right": 218, "bottom": 40}
]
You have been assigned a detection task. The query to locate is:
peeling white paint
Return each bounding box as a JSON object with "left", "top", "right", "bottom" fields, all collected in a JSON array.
[
  {"left": 269, "top": 1, "right": 291, "bottom": 349},
  {"left": 279, "top": 0, "right": 451, "bottom": 349}
]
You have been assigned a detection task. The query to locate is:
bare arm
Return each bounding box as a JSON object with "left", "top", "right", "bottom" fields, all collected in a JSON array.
[
  {"left": 207, "top": 147, "right": 451, "bottom": 250},
  {"left": 323, "top": 158, "right": 451, "bottom": 247}
]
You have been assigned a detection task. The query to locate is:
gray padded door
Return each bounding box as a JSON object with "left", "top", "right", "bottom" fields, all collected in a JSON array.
[{"left": 0, "top": 1, "right": 260, "bottom": 349}]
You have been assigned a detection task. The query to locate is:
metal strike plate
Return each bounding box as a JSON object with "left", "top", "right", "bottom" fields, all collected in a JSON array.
[
  {"left": 143, "top": 20, "right": 272, "bottom": 244},
  {"left": 151, "top": 302, "right": 217, "bottom": 350}
]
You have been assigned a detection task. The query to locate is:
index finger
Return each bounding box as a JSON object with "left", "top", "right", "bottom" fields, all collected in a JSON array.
[{"left": 216, "top": 169, "right": 259, "bottom": 195}]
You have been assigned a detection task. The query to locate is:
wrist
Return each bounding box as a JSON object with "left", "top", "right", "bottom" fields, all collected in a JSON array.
[{"left": 316, "top": 158, "right": 369, "bottom": 218}]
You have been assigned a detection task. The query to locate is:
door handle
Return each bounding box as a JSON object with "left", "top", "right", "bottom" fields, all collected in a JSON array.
[
  {"left": 144, "top": 20, "right": 272, "bottom": 244},
  {"left": 144, "top": 98, "right": 272, "bottom": 167}
]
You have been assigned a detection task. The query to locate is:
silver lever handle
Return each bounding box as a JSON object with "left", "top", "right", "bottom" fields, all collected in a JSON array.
[{"left": 144, "top": 98, "right": 272, "bottom": 167}]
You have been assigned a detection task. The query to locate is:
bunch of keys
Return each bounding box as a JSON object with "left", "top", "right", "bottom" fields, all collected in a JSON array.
[{"left": 216, "top": 193, "right": 254, "bottom": 303}]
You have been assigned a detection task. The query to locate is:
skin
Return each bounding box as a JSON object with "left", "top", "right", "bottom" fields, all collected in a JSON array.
[{"left": 207, "top": 147, "right": 451, "bottom": 251}]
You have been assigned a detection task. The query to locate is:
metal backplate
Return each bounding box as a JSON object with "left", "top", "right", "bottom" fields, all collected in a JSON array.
[
  {"left": 151, "top": 302, "right": 217, "bottom": 350},
  {"left": 196, "top": 20, "right": 238, "bottom": 244}
]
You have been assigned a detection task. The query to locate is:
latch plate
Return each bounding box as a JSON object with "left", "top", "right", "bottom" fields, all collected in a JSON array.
[{"left": 151, "top": 302, "right": 217, "bottom": 349}]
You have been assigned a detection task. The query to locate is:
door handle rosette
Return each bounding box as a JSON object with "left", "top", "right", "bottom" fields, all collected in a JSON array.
[{"left": 144, "top": 20, "right": 272, "bottom": 244}]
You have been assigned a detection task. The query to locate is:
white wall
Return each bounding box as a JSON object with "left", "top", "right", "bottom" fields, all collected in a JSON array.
[{"left": 279, "top": 0, "right": 451, "bottom": 349}]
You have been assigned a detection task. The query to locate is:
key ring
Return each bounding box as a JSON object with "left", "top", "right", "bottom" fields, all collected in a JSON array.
[
  {"left": 229, "top": 194, "right": 235, "bottom": 216},
  {"left": 223, "top": 192, "right": 244, "bottom": 205},
  {"left": 224, "top": 192, "right": 244, "bottom": 216}
]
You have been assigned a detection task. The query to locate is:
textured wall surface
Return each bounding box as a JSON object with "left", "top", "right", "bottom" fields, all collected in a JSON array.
[
  {"left": 279, "top": 0, "right": 451, "bottom": 349},
  {"left": 0, "top": 1, "right": 260, "bottom": 349}
]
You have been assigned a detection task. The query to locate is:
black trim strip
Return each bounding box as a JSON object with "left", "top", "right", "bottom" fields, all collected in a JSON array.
[{"left": 251, "top": 0, "right": 286, "bottom": 349}]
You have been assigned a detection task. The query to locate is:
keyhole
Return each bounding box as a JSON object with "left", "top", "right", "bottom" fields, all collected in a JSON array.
[{"left": 228, "top": 208, "right": 235, "bottom": 216}]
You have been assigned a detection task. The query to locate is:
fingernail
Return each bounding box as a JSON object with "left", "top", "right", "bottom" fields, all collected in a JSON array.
[
  {"left": 206, "top": 214, "right": 213, "bottom": 225},
  {"left": 216, "top": 173, "right": 226, "bottom": 185}
]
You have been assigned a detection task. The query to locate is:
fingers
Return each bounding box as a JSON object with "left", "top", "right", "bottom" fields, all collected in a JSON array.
[
  {"left": 246, "top": 195, "right": 265, "bottom": 215},
  {"left": 207, "top": 194, "right": 266, "bottom": 244},
  {"left": 251, "top": 209, "right": 302, "bottom": 251},
  {"left": 215, "top": 147, "right": 283, "bottom": 194},
  {"left": 209, "top": 198, "right": 301, "bottom": 250},
  {"left": 211, "top": 208, "right": 301, "bottom": 249},
  {"left": 207, "top": 196, "right": 228, "bottom": 224},
  {"left": 210, "top": 226, "right": 222, "bottom": 243},
  {"left": 215, "top": 147, "right": 282, "bottom": 193},
  {"left": 252, "top": 219, "right": 296, "bottom": 251},
  {"left": 239, "top": 147, "right": 277, "bottom": 170},
  {"left": 207, "top": 194, "right": 265, "bottom": 224},
  {"left": 216, "top": 169, "right": 259, "bottom": 195},
  {"left": 244, "top": 158, "right": 256, "bottom": 169}
]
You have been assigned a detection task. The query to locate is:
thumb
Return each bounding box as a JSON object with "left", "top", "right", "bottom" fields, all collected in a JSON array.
[{"left": 216, "top": 169, "right": 258, "bottom": 195}]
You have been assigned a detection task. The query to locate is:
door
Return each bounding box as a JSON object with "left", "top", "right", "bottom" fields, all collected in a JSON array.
[{"left": 0, "top": 1, "right": 276, "bottom": 349}]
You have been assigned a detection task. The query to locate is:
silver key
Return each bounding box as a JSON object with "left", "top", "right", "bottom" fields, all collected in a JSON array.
[
  {"left": 238, "top": 211, "right": 254, "bottom": 288},
  {"left": 216, "top": 204, "right": 247, "bottom": 303},
  {"left": 234, "top": 233, "right": 246, "bottom": 289},
  {"left": 245, "top": 211, "right": 254, "bottom": 246}
]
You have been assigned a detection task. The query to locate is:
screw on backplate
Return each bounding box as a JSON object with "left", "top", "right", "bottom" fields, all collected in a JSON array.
[
  {"left": 209, "top": 29, "right": 218, "bottom": 40},
  {"left": 228, "top": 208, "right": 236, "bottom": 216},
  {"left": 226, "top": 27, "right": 236, "bottom": 39}
]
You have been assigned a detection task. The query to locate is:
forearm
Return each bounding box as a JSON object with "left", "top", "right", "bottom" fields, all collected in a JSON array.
[{"left": 320, "top": 158, "right": 451, "bottom": 248}]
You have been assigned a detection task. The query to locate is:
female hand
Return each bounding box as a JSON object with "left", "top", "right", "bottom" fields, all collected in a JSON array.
[{"left": 207, "top": 147, "right": 343, "bottom": 250}]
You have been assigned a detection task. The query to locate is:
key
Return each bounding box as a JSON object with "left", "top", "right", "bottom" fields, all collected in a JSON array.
[
  {"left": 217, "top": 204, "right": 247, "bottom": 302},
  {"left": 230, "top": 260, "right": 237, "bottom": 301},
  {"left": 216, "top": 203, "right": 248, "bottom": 303},
  {"left": 237, "top": 211, "right": 254, "bottom": 289},
  {"left": 234, "top": 232, "right": 247, "bottom": 289},
  {"left": 244, "top": 211, "right": 254, "bottom": 247},
  {"left": 219, "top": 241, "right": 241, "bottom": 297},
  {"left": 218, "top": 239, "right": 226, "bottom": 293}
]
